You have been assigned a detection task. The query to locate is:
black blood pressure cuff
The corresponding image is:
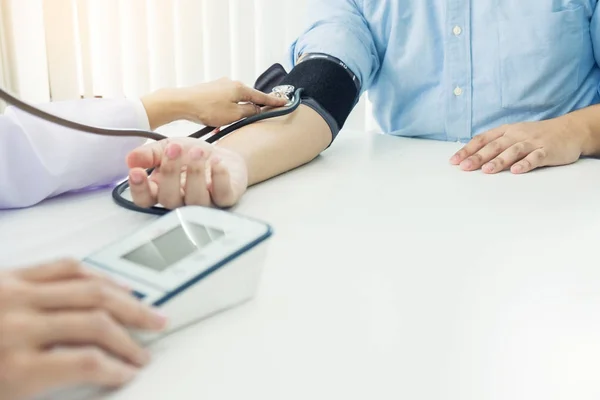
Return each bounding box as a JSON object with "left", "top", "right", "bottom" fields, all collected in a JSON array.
[{"left": 253, "top": 55, "right": 360, "bottom": 142}]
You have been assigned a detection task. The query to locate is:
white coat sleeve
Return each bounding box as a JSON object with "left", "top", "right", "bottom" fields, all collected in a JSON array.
[{"left": 0, "top": 98, "right": 150, "bottom": 209}]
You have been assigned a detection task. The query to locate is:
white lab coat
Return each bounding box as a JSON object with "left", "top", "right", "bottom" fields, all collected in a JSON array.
[{"left": 0, "top": 98, "right": 149, "bottom": 209}]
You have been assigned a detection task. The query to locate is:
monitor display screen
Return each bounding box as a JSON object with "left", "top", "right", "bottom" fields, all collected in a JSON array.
[{"left": 122, "top": 222, "right": 224, "bottom": 271}]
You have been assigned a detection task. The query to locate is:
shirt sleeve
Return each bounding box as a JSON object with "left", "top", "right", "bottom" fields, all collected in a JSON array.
[
  {"left": 286, "top": 0, "right": 380, "bottom": 95},
  {"left": 591, "top": 5, "right": 600, "bottom": 93},
  {"left": 0, "top": 98, "right": 150, "bottom": 209}
]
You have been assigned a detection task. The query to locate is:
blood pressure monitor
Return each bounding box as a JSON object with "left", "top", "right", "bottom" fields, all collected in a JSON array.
[{"left": 82, "top": 206, "right": 272, "bottom": 344}]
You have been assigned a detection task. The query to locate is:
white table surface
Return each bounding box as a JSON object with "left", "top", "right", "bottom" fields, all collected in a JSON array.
[{"left": 3, "top": 128, "right": 600, "bottom": 400}]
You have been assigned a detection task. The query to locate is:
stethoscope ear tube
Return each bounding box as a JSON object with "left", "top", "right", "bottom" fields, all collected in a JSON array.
[
  {"left": 0, "top": 87, "right": 169, "bottom": 141},
  {"left": 112, "top": 88, "right": 304, "bottom": 215}
]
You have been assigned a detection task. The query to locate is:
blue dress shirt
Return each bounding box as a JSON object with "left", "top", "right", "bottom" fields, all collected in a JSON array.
[{"left": 288, "top": 0, "right": 600, "bottom": 142}]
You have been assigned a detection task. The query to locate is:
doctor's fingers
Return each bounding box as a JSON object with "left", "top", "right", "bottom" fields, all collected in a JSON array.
[
  {"left": 14, "top": 258, "right": 122, "bottom": 288},
  {"left": 5, "top": 349, "right": 138, "bottom": 399},
  {"left": 184, "top": 147, "right": 212, "bottom": 206},
  {"left": 235, "top": 86, "right": 288, "bottom": 107},
  {"left": 29, "top": 280, "right": 167, "bottom": 331},
  {"left": 27, "top": 311, "right": 151, "bottom": 367}
]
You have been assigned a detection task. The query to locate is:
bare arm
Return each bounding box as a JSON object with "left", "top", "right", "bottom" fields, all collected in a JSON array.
[
  {"left": 126, "top": 103, "right": 333, "bottom": 209},
  {"left": 216, "top": 104, "right": 332, "bottom": 186}
]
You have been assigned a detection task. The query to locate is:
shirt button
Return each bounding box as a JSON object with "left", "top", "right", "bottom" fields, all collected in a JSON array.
[
  {"left": 453, "top": 25, "right": 462, "bottom": 36},
  {"left": 453, "top": 86, "right": 463, "bottom": 96}
]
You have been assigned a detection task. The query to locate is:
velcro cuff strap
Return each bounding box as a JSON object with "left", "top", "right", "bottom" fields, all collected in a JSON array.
[
  {"left": 278, "top": 58, "right": 359, "bottom": 132},
  {"left": 254, "top": 63, "right": 288, "bottom": 94}
]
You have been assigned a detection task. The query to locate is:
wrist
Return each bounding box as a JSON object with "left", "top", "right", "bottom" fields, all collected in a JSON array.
[
  {"left": 561, "top": 110, "right": 594, "bottom": 157},
  {"left": 140, "top": 88, "right": 189, "bottom": 130}
]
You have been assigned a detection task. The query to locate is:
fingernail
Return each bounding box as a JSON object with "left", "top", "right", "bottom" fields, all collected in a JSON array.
[
  {"left": 461, "top": 160, "right": 472, "bottom": 170},
  {"left": 513, "top": 164, "right": 523, "bottom": 173},
  {"left": 483, "top": 163, "right": 494, "bottom": 173},
  {"left": 152, "top": 309, "right": 168, "bottom": 327},
  {"left": 130, "top": 172, "right": 144, "bottom": 185},
  {"left": 450, "top": 155, "right": 459, "bottom": 164},
  {"left": 166, "top": 144, "right": 181, "bottom": 160},
  {"left": 189, "top": 147, "right": 204, "bottom": 161}
]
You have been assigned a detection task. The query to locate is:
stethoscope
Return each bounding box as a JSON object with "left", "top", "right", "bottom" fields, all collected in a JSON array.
[{"left": 0, "top": 79, "right": 301, "bottom": 216}]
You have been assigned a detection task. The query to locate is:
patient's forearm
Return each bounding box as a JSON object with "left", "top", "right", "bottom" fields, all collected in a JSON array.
[{"left": 216, "top": 105, "right": 331, "bottom": 186}]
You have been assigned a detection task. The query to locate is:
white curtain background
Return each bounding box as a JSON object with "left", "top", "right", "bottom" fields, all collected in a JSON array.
[{"left": 0, "top": 0, "right": 376, "bottom": 131}]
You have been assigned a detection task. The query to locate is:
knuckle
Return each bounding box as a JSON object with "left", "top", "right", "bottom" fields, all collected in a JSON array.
[
  {"left": 536, "top": 149, "right": 547, "bottom": 160},
  {"left": 78, "top": 349, "right": 106, "bottom": 375},
  {"left": 116, "top": 299, "right": 148, "bottom": 328},
  {"left": 59, "top": 258, "right": 84, "bottom": 276},
  {"left": 232, "top": 80, "right": 244, "bottom": 90},
  {"left": 488, "top": 140, "right": 502, "bottom": 153},
  {"left": 186, "top": 163, "right": 204, "bottom": 176},
  {"left": 512, "top": 142, "right": 526, "bottom": 155},
  {"left": 232, "top": 81, "right": 246, "bottom": 97},
  {"left": 521, "top": 159, "right": 533, "bottom": 169},
  {"left": 88, "top": 283, "right": 110, "bottom": 307},
  {"left": 91, "top": 311, "right": 114, "bottom": 335},
  {"left": 473, "top": 135, "right": 486, "bottom": 146},
  {"left": 470, "top": 153, "right": 483, "bottom": 163}
]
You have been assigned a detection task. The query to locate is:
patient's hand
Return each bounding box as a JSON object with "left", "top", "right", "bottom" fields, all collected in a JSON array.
[
  {"left": 126, "top": 138, "right": 248, "bottom": 209},
  {"left": 449, "top": 118, "right": 584, "bottom": 174}
]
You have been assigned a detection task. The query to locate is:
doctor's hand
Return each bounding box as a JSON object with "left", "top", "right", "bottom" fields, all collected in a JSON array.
[
  {"left": 141, "top": 78, "right": 287, "bottom": 130},
  {"left": 127, "top": 138, "right": 248, "bottom": 209},
  {"left": 0, "top": 259, "right": 168, "bottom": 400},
  {"left": 449, "top": 117, "right": 585, "bottom": 174}
]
